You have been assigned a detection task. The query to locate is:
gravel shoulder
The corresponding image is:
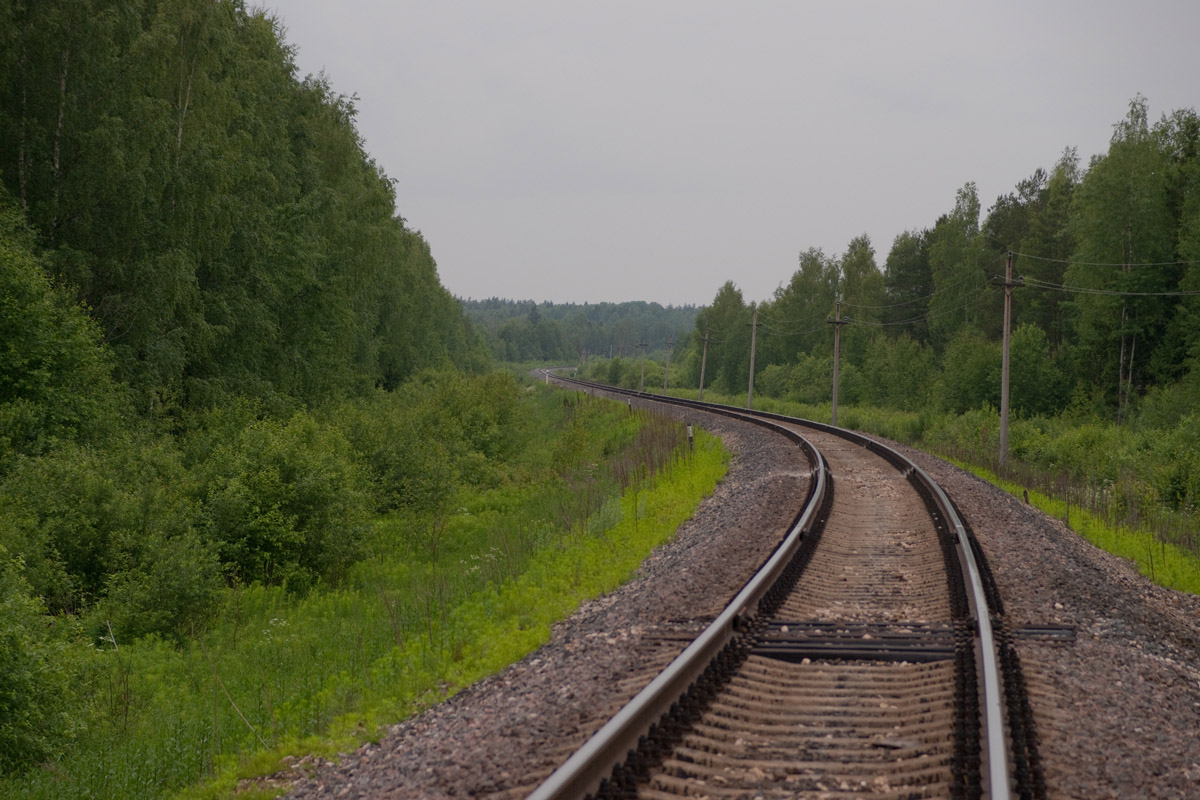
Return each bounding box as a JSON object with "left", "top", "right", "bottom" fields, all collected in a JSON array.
[{"left": 895, "top": 440, "right": 1200, "bottom": 800}]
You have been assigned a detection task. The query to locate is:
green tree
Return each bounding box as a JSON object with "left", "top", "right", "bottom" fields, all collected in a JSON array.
[
  {"left": 690, "top": 281, "right": 750, "bottom": 394},
  {"left": 939, "top": 328, "right": 1000, "bottom": 414},
  {"left": 1067, "top": 96, "right": 1177, "bottom": 418},
  {"left": 1015, "top": 149, "right": 1079, "bottom": 347},
  {"left": 837, "top": 234, "right": 885, "bottom": 367},
  {"left": 928, "top": 183, "right": 989, "bottom": 350},
  {"left": 758, "top": 247, "right": 838, "bottom": 368},
  {"left": 1009, "top": 323, "right": 1068, "bottom": 417},
  {"left": 883, "top": 229, "right": 934, "bottom": 343},
  {"left": 0, "top": 188, "right": 121, "bottom": 466}
]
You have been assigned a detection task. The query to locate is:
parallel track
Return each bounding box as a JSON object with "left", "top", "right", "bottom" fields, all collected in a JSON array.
[{"left": 529, "top": 374, "right": 1043, "bottom": 800}]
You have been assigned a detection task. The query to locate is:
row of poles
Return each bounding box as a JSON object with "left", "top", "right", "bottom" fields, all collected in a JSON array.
[{"left": 590, "top": 251, "right": 1023, "bottom": 467}]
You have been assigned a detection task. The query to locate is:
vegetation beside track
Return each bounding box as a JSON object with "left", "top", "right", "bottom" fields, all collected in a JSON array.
[
  {"left": 0, "top": 382, "right": 727, "bottom": 800},
  {"left": 616, "top": 386, "right": 1200, "bottom": 595}
]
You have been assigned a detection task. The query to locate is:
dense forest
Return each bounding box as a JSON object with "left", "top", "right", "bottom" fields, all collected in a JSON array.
[
  {"left": 0, "top": 0, "right": 488, "bottom": 416},
  {"left": 646, "top": 97, "right": 1200, "bottom": 427},
  {"left": 462, "top": 298, "right": 698, "bottom": 363},
  {"left": 0, "top": 0, "right": 494, "bottom": 780}
]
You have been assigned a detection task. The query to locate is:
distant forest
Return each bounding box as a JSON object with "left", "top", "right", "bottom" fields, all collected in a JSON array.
[{"left": 462, "top": 298, "right": 698, "bottom": 362}]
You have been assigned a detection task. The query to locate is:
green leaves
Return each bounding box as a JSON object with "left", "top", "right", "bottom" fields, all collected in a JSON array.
[
  {"left": 0, "top": 550, "right": 78, "bottom": 777},
  {"left": 0, "top": 191, "right": 122, "bottom": 464},
  {"left": 195, "top": 411, "right": 370, "bottom": 589}
]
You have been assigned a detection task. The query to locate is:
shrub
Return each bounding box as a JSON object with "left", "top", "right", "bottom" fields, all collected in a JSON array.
[
  {"left": 333, "top": 373, "right": 522, "bottom": 514},
  {"left": 0, "top": 435, "right": 222, "bottom": 639},
  {"left": 97, "top": 529, "right": 223, "bottom": 642},
  {"left": 197, "top": 411, "right": 371, "bottom": 589},
  {"left": 0, "top": 195, "right": 123, "bottom": 468},
  {"left": 0, "top": 550, "right": 77, "bottom": 776}
]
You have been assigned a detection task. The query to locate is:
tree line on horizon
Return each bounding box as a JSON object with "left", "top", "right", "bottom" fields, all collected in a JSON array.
[{"left": 462, "top": 297, "right": 698, "bottom": 363}]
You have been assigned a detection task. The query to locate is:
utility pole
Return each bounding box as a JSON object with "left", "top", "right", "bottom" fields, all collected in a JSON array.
[
  {"left": 638, "top": 339, "right": 648, "bottom": 393},
  {"left": 827, "top": 302, "right": 847, "bottom": 426},
  {"left": 746, "top": 307, "right": 758, "bottom": 409},
  {"left": 663, "top": 336, "right": 674, "bottom": 392},
  {"left": 991, "top": 250, "right": 1024, "bottom": 468},
  {"left": 698, "top": 326, "right": 710, "bottom": 401}
]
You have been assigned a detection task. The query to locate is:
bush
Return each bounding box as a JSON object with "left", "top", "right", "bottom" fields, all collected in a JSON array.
[
  {"left": 0, "top": 550, "right": 77, "bottom": 776},
  {"left": 196, "top": 410, "right": 370, "bottom": 589},
  {"left": 97, "top": 529, "right": 222, "bottom": 642},
  {"left": 333, "top": 372, "right": 522, "bottom": 514},
  {"left": 0, "top": 196, "right": 123, "bottom": 468},
  {"left": 0, "top": 435, "right": 222, "bottom": 639}
]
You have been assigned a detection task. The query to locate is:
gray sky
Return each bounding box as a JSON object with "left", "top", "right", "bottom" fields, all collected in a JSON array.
[{"left": 265, "top": 1, "right": 1200, "bottom": 307}]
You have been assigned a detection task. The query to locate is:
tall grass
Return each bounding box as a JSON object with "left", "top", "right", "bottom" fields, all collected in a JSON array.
[{"left": 0, "top": 391, "right": 728, "bottom": 800}]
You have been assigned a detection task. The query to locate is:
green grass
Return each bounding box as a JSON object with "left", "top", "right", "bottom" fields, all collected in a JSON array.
[
  {"left": 954, "top": 461, "right": 1200, "bottom": 595},
  {"left": 0, "top": 395, "right": 728, "bottom": 800}
]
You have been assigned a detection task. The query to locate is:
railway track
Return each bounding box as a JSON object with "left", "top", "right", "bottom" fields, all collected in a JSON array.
[{"left": 531, "top": 373, "right": 1044, "bottom": 800}]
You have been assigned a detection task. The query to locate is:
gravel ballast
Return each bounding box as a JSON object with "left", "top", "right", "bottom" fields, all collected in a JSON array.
[{"left": 286, "top": 399, "right": 1200, "bottom": 799}]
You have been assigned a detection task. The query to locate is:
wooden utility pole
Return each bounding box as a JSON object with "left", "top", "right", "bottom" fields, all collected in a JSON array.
[
  {"left": 746, "top": 307, "right": 759, "bottom": 409},
  {"left": 638, "top": 339, "right": 648, "bottom": 393},
  {"left": 663, "top": 336, "right": 674, "bottom": 391},
  {"left": 827, "top": 302, "right": 847, "bottom": 426},
  {"left": 993, "top": 250, "right": 1023, "bottom": 468},
  {"left": 698, "top": 326, "right": 710, "bottom": 401}
]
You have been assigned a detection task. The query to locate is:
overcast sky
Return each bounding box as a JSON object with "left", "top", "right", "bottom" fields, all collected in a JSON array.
[{"left": 264, "top": 1, "right": 1200, "bottom": 307}]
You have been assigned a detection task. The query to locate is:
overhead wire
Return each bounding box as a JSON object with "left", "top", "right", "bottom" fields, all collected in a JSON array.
[
  {"left": 1012, "top": 251, "right": 1199, "bottom": 268},
  {"left": 837, "top": 271, "right": 986, "bottom": 310},
  {"left": 844, "top": 277, "right": 994, "bottom": 328},
  {"left": 1020, "top": 277, "right": 1200, "bottom": 297}
]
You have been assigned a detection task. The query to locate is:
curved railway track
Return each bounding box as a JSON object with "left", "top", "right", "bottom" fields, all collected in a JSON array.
[{"left": 531, "top": 372, "right": 1044, "bottom": 800}]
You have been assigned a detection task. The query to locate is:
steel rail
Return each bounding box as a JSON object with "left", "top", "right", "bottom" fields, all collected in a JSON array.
[
  {"left": 535, "top": 372, "right": 1013, "bottom": 800},
  {"left": 528, "top": 375, "right": 829, "bottom": 800}
]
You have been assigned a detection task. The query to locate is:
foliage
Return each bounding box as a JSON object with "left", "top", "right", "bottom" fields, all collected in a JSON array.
[
  {"left": 0, "top": 434, "right": 214, "bottom": 629},
  {"left": 192, "top": 411, "right": 370, "bottom": 590},
  {"left": 462, "top": 298, "right": 698, "bottom": 364},
  {"left": 0, "top": 189, "right": 122, "bottom": 466},
  {"left": 331, "top": 372, "right": 522, "bottom": 514},
  {"left": 0, "top": 387, "right": 728, "bottom": 800},
  {"left": 936, "top": 328, "right": 999, "bottom": 414},
  {"left": 0, "top": 552, "right": 78, "bottom": 777},
  {"left": 0, "top": 1, "right": 486, "bottom": 412}
]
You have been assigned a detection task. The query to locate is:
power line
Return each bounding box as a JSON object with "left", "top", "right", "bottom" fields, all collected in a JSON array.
[
  {"left": 1013, "top": 251, "right": 1199, "bottom": 268},
  {"left": 1021, "top": 277, "right": 1200, "bottom": 297},
  {"left": 845, "top": 281, "right": 994, "bottom": 328},
  {"left": 757, "top": 320, "right": 827, "bottom": 337},
  {"left": 838, "top": 271, "right": 983, "bottom": 310}
]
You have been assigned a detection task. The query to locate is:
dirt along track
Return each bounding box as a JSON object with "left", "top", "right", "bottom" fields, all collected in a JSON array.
[{"left": 285, "top": 387, "right": 1200, "bottom": 800}]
